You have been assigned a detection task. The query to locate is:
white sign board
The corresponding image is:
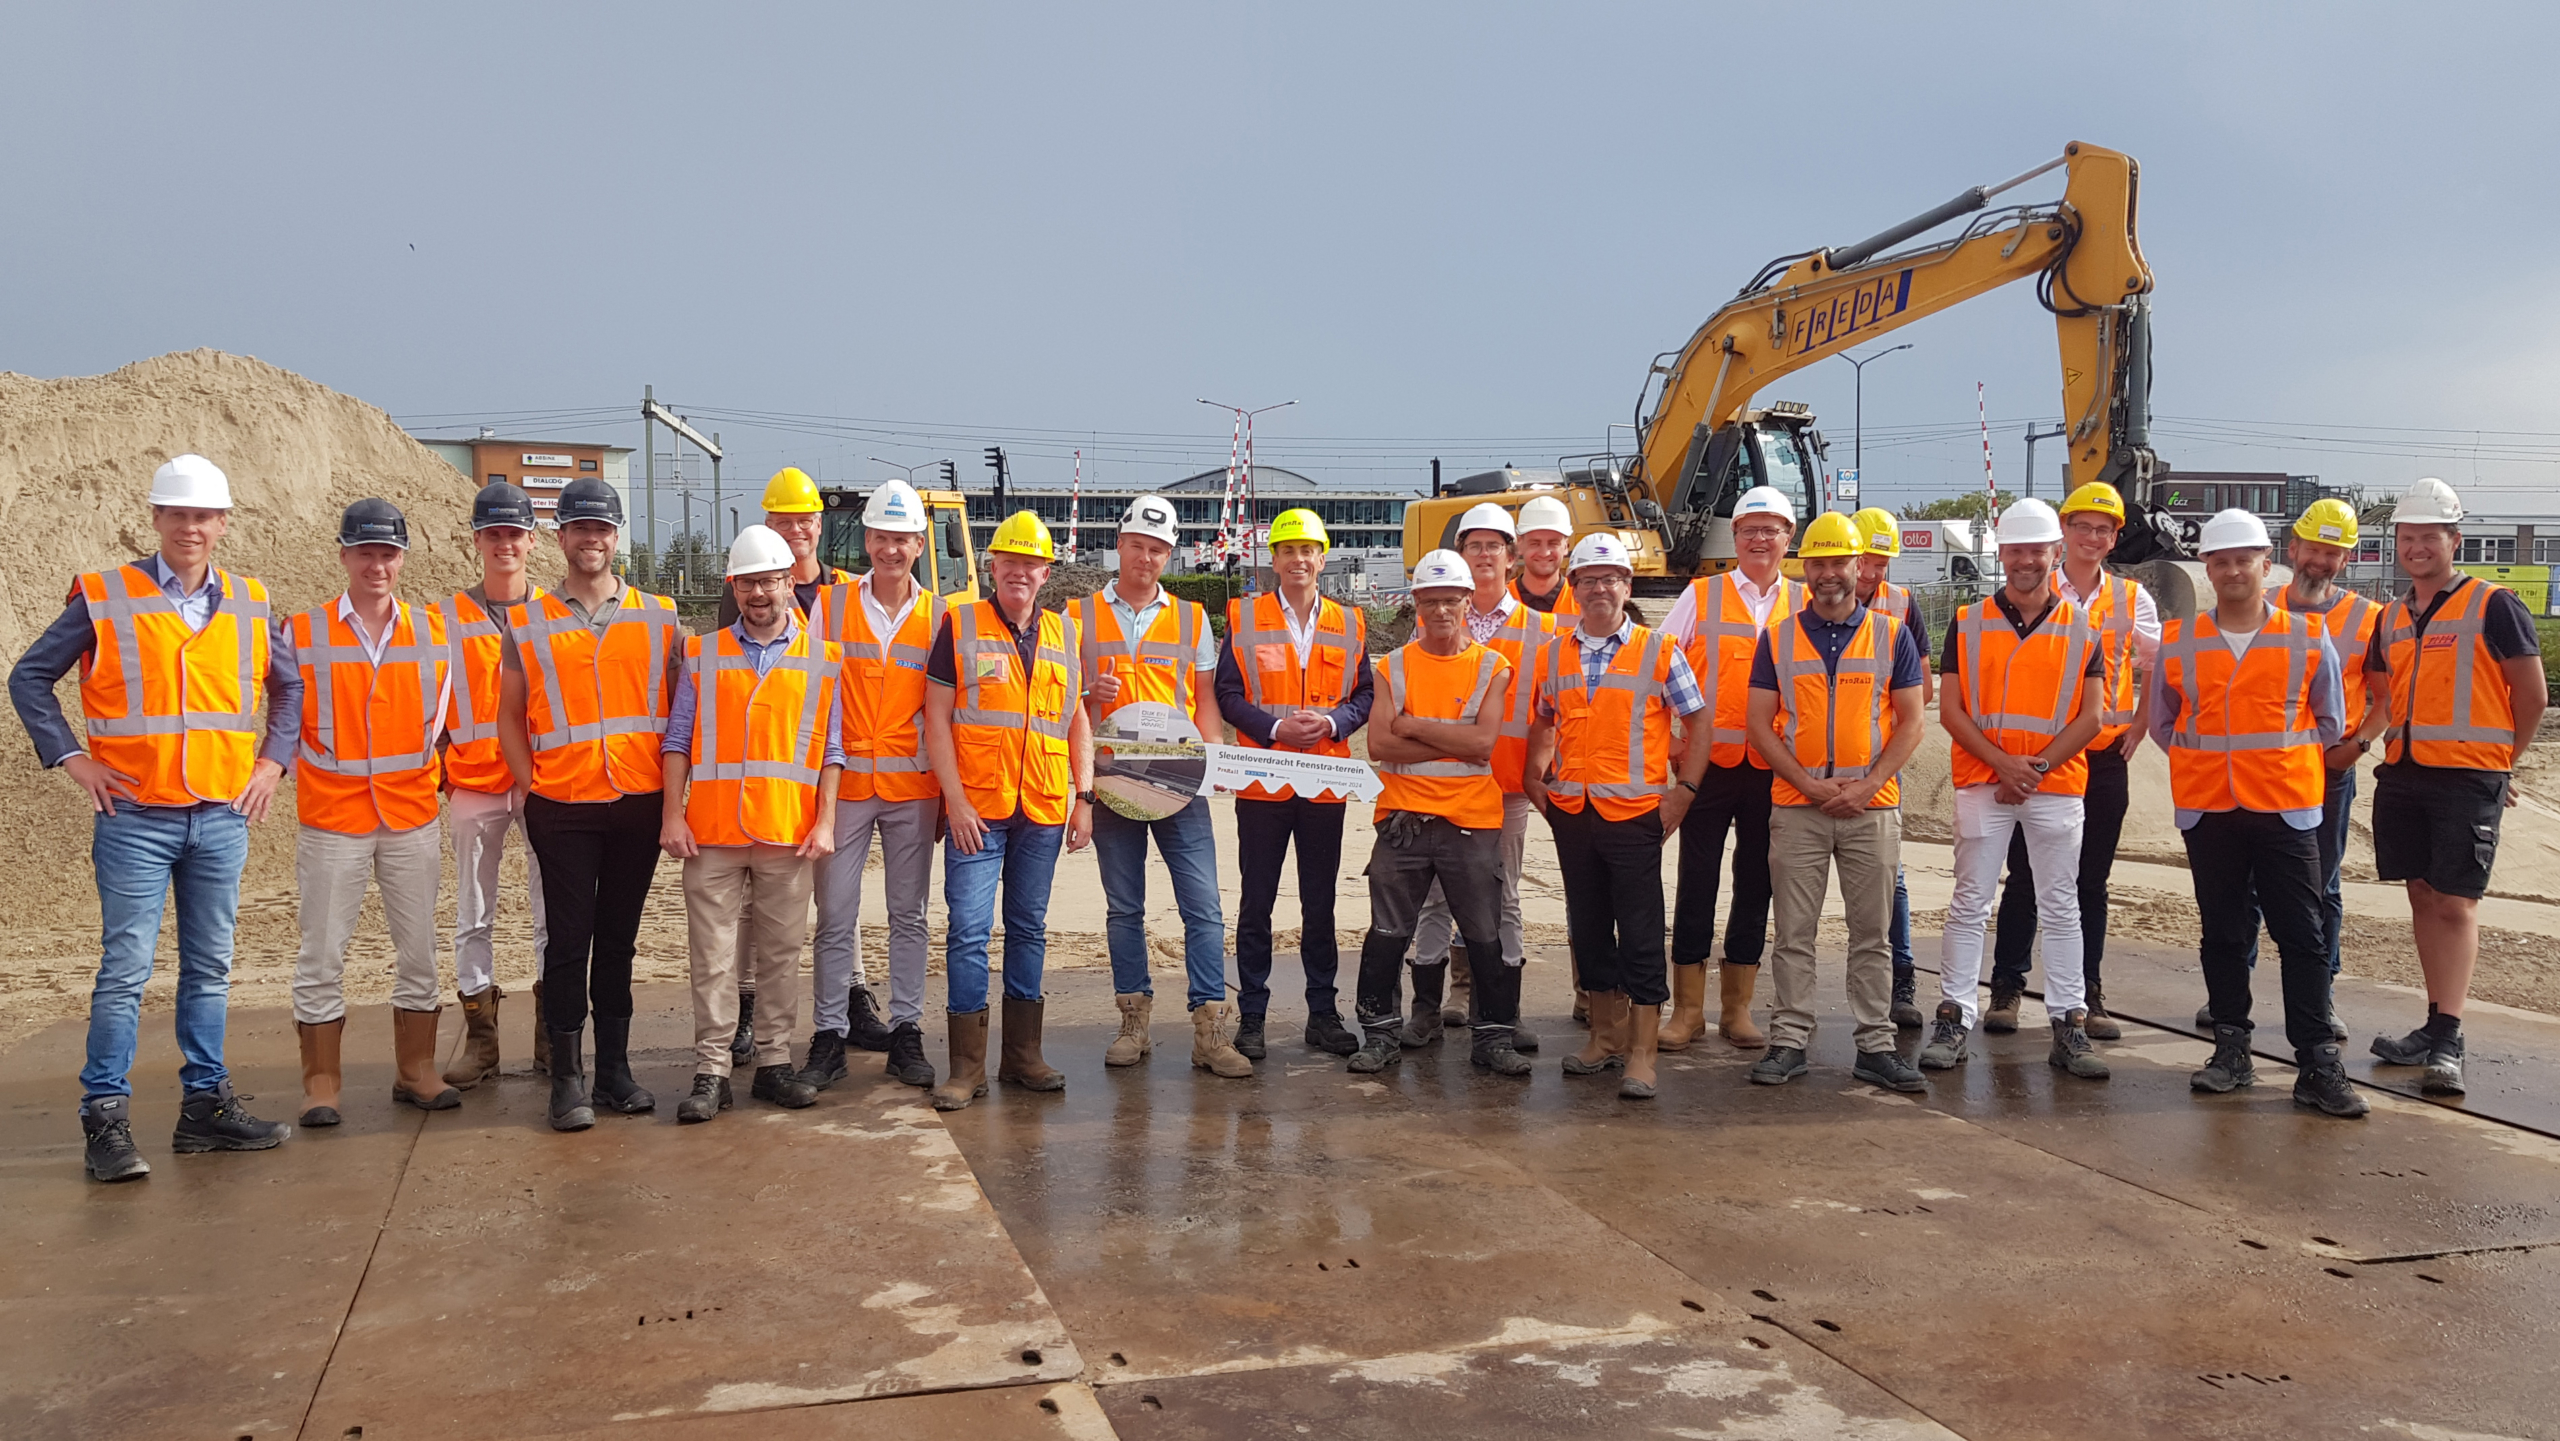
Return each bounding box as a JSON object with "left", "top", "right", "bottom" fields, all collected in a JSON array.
[
  {"left": 1201, "top": 744, "right": 1380, "bottom": 803},
  {"left": 522, "top": 453, "right": 575, "bottom": 468},
  {"left": 1836, "top": 468, "right": 1859, "bottom": 504}
]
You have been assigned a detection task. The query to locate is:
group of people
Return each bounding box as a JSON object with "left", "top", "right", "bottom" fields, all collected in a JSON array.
[{"left": 15, "top": 451, "right": 2537, "bottom": 1184}]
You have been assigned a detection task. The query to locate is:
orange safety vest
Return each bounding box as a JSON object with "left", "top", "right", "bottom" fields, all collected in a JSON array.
[
  {"left": 2276, "top": 587, "right": 2381, "bottom": 738},
  {"left": 1481, "top": 600, "right": 1557, "bottom": 795},
  {"left": 1373, "top": 642, "right": 1507, "bottom": 830},
  {"left": 1768, "top": 608, "right": 1905, "bottom": 809},
  {"left": 946, "top": 602, "right": 1081, "bottom": 825},
  {"left": 1511, "top": 572, "right": 1580, "bottom": 619},
  {"left": 2058, "top": 570, "right": 2144, "bottom": 747},
  {"left": 1540, "top": 625, "right": 1678, "bottom": 822},
  {"left": 816, "top": 578, "right": 946, "bottom": 804},
  {"left": 1949, "top": 595, "right": 2098, "bottom": 797},
  {"left": 1073, "top": 589, "right": 1208, "bottom": 733},
  {"left": 1226, "top": 592, "right": 1365, "bottom": 802},
  {"left": 75, "top": 564, "right": 272, "bottom": 807},
  {"left": 1681, "top": 572, "right": 1800, "bottom": 768},
  {"left": 2158, "top": 604, "right": 2326, "bottom": 814},
  {"left": 287, "top": 602, "right": 448, "bottom": 834},
  {"left": 1864, "top": 581, "right": 1915, "bottom": 630},
  {"left": 511, "top": 589, "right": 684, "bottom": 803},
  {"left": 682, "top": 623, "right": 842, "bottom": 846},
  {"left": 2379, "top": 579, "right": 2521, "bottom": 772},
  {"left": 439, "top": 586, "right": 543, "bottom": 796}
]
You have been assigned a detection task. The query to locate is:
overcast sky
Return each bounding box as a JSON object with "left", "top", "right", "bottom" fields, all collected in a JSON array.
[{"left": 10, "top": 2, "right": 2558, "bottom": 523}]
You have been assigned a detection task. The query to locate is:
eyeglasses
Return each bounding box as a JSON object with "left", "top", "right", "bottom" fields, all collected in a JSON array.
[
  {"left": 1570, "top": 572, "right": 1631, "bottom": 589},
  {"left": 733, "top": 575, "right": 793, "bottom": 594}
]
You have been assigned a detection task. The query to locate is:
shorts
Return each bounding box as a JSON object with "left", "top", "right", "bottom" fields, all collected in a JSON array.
[{"left": 2371, "top": 765, "right": 2508, "bottom": 899}]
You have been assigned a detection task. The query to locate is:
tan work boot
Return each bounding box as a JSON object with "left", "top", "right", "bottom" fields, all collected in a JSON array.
[
  {"left": 1658, "top": 962, "right": 1710, "bottom": 1051},
  {"left": 296, "top": 1018, "right": 345, "bottom": 1127},
  {"left": 1621, "top": 1001, "right": 1662, "bottom": 1099},
  {"left": 532, "top": 979, "right": 552, "bottom": 1075},
  {"left": 1192, "top": 1003, "right": 1254, "bottom": 1078},
  {"left": 932, "top": 1010, "right": 990, "bottom": 1112},
  {"left": 1572, "top": 990, "right": 1591, "bottom": 1026},
  {"left": 997, "top": 997, "right": 1066, "bottom": 1091},
  {"left": 1718, "top": 962, "right": 1767, "bottom": 1049},
  {"left": 1443, "top": 950, "right": 1473, "bottom": 1027},
  {"left": 1563, "top": 991, "right": 1628, "bottom": 1075},
  {"left": 391, "top": 1007, "right": 462, "bottom": 1110},
  {"left": 442, "top": 985, "right": 503, "bottom": 1088},
  {"left": 1104, "top": 992, "right": 1153, "bottom": 1067}
]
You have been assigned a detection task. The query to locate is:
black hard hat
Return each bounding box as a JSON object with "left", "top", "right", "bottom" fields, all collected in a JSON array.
[
  {"left": 556, "top": 477, "right": 624, "bottom": 527},
  {"left": 338, "top": 497, "right": 410, "bottom": 550},
  {"left": 471, "top": 481, "right": 536, "bottom": 531}
]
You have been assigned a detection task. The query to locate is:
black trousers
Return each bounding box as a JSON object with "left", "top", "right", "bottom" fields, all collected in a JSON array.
[
  {"left": 2185, "top": 808, "right": 2334, "bottom": 1058},
  {"left": 1234, "top": 795, "right": 1348, "bottom": 1022},
  {"left": 1672, "top": 762, "right": 1772, "bottom": 969},
  {"left": 1549, "top": 801, "right": 1671, "bottom": 1007},
  {"left": 1357, "top": 814, "right": 1505, "bottom": 1026},
  {"left": 1993, "top": 745, "right": 2128, "bottom": 994},
  {"left": 527, "top": 790, "right": 665, "bottom": 1033}
]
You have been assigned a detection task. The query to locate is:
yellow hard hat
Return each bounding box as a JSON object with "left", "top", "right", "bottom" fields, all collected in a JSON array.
[
  {"left": 761, "top": 466, "right": 823, "bottom": 514},
  {"left": 1849, "top": 507, "right": 1902, "bottom": 557},
  {"left": 988, "top": 509, "right": 1056, "bottom": 561},
  {"left": 1797, "top": 511, "right": 1866, "bottom": 559},
  {"left": 1268, "top": 507, "right": 1330, "bottom": 551},
  {"left": 2293, "top": 497, "right": 2360, "bottom": 549},
  {"left": 2058, "top": 481, "right": 2126, "bottom": 524}
]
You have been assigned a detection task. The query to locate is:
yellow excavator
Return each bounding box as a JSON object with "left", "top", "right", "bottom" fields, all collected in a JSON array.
[{"left": 1406, "top": 141, "right": 2203, "bottom": 606}]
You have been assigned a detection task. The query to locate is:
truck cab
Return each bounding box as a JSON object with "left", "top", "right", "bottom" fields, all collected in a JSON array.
[{"left": 817, "top": 487, "right": 981, "bottom": 601}]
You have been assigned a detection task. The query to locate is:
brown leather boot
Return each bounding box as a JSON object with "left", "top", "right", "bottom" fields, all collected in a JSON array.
[
  {"left": 1563, "top": 991, "right": 1628, "bottom": 1075},
  {"left": 997, "top": 997, "right": 1066, "bottom": 1091},
  {"left": 931, "top": 1010, "right": 991, "bottom": 1112},
  {"left": 1443, "top": 949, "right": 1473, "bottom": 1027},
  {"left": 1658, "top": 962, "right": 1710, "bottom": 1051},
  {"left": 1621, "top": 1001, "right": 1662, "bottom": 1099},
  {"left": 1572, "top": 990, "right": 1591, "bottom": 1026},
  {"left": 442, "top": 986, "right": 503, "bottom": 1087},
  {"left": 1718, "top": 962, "right": 1767, "bottom": 1049},
  {"left": 1103, "top": 992, "right": 1153, "bottom": 1067},
  {"left": 391, "top": 1008, "right": 462, "bottom": 1110},
  {"left": 297, "top": 1018, "right": 345, "bottom": 1127},
  {"left": 1191, "top": 1002, "right": 1254, "bottom": 1078},
  {"left": 532, "top": 979, "right": 552, "bottom": 1075}
]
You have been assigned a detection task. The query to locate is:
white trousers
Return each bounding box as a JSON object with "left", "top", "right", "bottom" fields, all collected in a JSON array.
[
  {"left": 1940, "top": 787, "right": 2085, "bottom": 1025},
  {"left": 295, "top": 820, "right": 444, "bottom": 1023},
  {"left": 811, "top": 794, "right": 940, "bottom": 1030},
  {"left": 1412, "top": 792, "right": 1533, "bottom": 967},
  {"left": 448, "top": 785, "right": 545, "bottom": 997}
]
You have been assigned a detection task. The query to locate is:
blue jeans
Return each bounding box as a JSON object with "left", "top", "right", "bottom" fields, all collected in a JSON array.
[
  {"left": 1890, "top": 865, "right": 1913, "bottom": 981},
  {"left": 1092, "top": 795, "right": 1228, "bottom": 1010},
  {"left": 943, "top": 818, "right": 1065, "bottom": 1014},
  {"left": 85, "top": 802, "right": 248, "bottom": 1101}
]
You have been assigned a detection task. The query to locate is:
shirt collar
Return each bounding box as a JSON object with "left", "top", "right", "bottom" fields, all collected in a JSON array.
[
  {"left": 145, "top": 553, "right": 218, "bottom": 597},
  {"left": 1469, "top": 590, "right": 1517, "bottom": 622},
  {"left": 731, "top": 613, "right": 801, "bottom": 648},
  {"left": 1731, "top": 569, "right": 1781, "bottom": 604},
  {"left": 1109, "top": 581, "right": 1168, "bottom": 613},
  {"left": 1574, "top": 616, "right": 1636, "bottom": 651}
]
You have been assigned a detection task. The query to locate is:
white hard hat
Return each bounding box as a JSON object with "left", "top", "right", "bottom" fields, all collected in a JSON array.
[
  {"left": 726, "top": 523, "right": 797, "bottom": 578},
  {"left": 1994, "top": 498, "right": 2063, "bottom": 547},
  {"left": 2197, "top": 508, "right": 2273, "bottom": 553},
  {"left": 1516, "top": 494, "right": 1574, "bottom": 538},
  {"left": 2391, "top": 476, "right": 2465, "bottom": 527},
  {"left": 1119, "top": 493, "right": 1180, "bottom": 545},
  {"left": 1458, "top": 501, "right": 1517, "bottom": 541},
  {"left": 1733, "top": 485, "right": 1797, "bottom": 527},
  {"left": 863, "top": 479, "right": 929, "bottom": 533},
  {"left": 1568, "top": 533, "right": 1633, "bottom": 574},
  {"left": 148, "top": 453, "right": 233, "bottom": 510},
  {"left": 1410, "top": 549, "right": 1473, "bottom": 593}
]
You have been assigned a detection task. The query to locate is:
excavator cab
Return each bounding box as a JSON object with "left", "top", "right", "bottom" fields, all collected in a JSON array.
[{"left": 1645, "top": 404, "right": 1825, "bottom": 592}]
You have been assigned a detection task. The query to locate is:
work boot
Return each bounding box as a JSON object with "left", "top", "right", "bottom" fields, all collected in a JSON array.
[
  {"left": 548, "top": 1029, "right": 595, "bottom": 1132},
  {"left": 83, "top": 1097, "right": 151, "bottom": 1182},
  {"left": 1658, "top": 964, "right": 1709, "bottom": 1051},
  {"left": 1234, "top": 1013, "right": 1267, "bottom": 1061},
  {"left": 676, "top": 1073, "right": 732, "bottom": 1124},
  {"left": 1401, "top": 964, "right": 1447, "bottom": 1048},
  {"left": 1303, "top": 1010, "right": 1359, "bottom": 1056},
  {"left": 2294, "top": 1044, "right": 2371, "bottom": 1118},
  {"left": 1718, "top": 963, "right": 1767, "bottom": 1049},
  {"left": 999, "top": 997, "right": 1068, "bottom": 1091},
  {"left": 1563, "top": 991, "right": 1627, "bottom": 1075},
  {"left": 2049, "top": 1010, "right": 2111, "bottom": 1080},
  {"left": 798, "top": 1029, "right": 849, "bottom": 1091},
  {"left": 442, "top": 985, "right": 503, "bottom": 1088},
  {"left": 2082, "top": 988, "right": 2123, "bottom": 1041},
  {"left": 172, "top": 1081, "right": 289, "bottom": 1153},
  {"left": 886, "top": 1023, "right": 936, "bottom": 1088},
  {"left": 2372, "top": 1005, "right": 2449, "bottom": 1067},
  {"left": 1347, "top": 1019, "right": 1403, "bottom": 1074},
  {"left": 591, "top": 1015, "right": 655, "bottom": 1114},
  {"left": 532, "top": 979, "right": 552, "bottom": 1075},
  {"left": 1471, "top": 1025, "right": 1533, "bottom": 1076},
  {"left": 1984, "top": 984, "right": 2024, "bottom": 1035},
  {"left": 392, "top": 1007, "right": 463, "bottom": 1111},
  {"left": 1442, "top": 949, "right": 1472, "bottom": 1028},
  {"left": 2193, "top": 1003, "right": 2216, "bottom": 1032},
  {"left": 847, "top": 982, "right": 895, "bottom": 1052},
  {"left": 1103, "top": 993, "right": 1153, "bottom": 1067},
  {"left": 1855, "top": 1048, "right": 1928, "bottom": 1093},
  {"left": 2190, "top": 1024, "right": 2257, "bottom": 1093},
  {"left": 1747, "top": 1045, "right": 1811, "bottom": 1086},
  {"left": 730, "top": 991, "right": 757, "bottom": 1069},
  {"left": 1620, "top": 1002, "right": 1663, "bottom": 1099},
  {"left": 2423, "top": 1031, "right": 2467, "bottom": 1097},
  {"left": 296, "top": 1018, "right": 345, "bottom": 1127},
  {"left": 1191, "top": 1002, "right": 1255, "bottom": 1079},
  {"left": 1918, "top": 1002, "right": 1971, "bottom": 1070},
  {"left": 1889, "top": 972, "right": 1925, "bottom": 1030},
  {"left": 1573, "top": 989, "right": 1591, "bottom": 1026},
  {"left": 931, "top": 1010, "right": 990, "bottom": 1112},
  {"left": 1510, "top": 1019, "right": 1540, "bottom": 1054},
  {"left": 2325, "top": 1010, "right": 2348, "bottom": 1043},
  {"left": 752, "top": 1063, "right": 818, "bottom": 1109}
]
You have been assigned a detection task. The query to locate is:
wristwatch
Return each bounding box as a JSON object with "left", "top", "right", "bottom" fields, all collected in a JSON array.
[
  {"left": 2027, "top": 756, "right": 2051, "bottom": 774},
  {"left": 1075, "top": 790, "right": 1097, "bottom": 804},
  {"left": 1677, "top": 779, "right": 1701, "bottom": 795}
]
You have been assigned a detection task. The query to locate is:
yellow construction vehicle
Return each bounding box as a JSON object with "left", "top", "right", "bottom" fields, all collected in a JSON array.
[
  {"left": 818, "top": 486, "right": 981, "bottom": 600},
  {"left": 1406, "top": 141, "right": 2195, "bottom": 602}
]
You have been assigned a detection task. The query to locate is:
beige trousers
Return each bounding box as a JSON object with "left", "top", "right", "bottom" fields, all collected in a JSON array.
[
  {"left": 294, "top": 820, "right": 444, "bottom": 1023},
  {"left": 684, "top": 843, "right": 811, "bottom": 1076},
  {"left": 1766, "top": 804, "right": 1900, "bottom": 1054}
]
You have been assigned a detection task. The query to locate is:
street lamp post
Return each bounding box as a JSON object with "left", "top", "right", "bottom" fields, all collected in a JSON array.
[
  {"left": 1197, "top": 399, "right": 1297, "bottom": 593},
  {"left": 1840, "top": 343, "right": 1915, "bottom": 475},
  {"left": 2022, "top": 423, "right": 2066, "bottom": 499}
]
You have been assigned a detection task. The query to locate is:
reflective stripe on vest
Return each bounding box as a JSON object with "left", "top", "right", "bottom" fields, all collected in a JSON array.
[
  {"left": 949, "top": 602, "right": 1081, "bottom": 825},
  {"left": 2065, "top": 573, "right": 2142, "bottom": 733},
  {"left": 1683, "top": 572, "right": 1799, "bottom": 769},
  {"left": 686, "top": 625, "right": 839, "bottom": 845},
  {"left": 1226, "top": 593, "right": 1364, "bottom": 801},
  {"left": 1374, "top": 643, "right": 1505, "bottom": 828},
  {"left": 1951, "top": 597, "right": 2098, "bottom": 796},
  {"left": 819, "top": 580, "right": 945, "bottom": 801},
  {"left": 1073, "top": 591, "right": 1203, "bottom": 728},
  {"left": 1542, "top": 627, "right": 1674, "bottom": 819},
  {"left": 2380, "top": 580, "right": 2520, "bottom": 771},
  {"left": 1486, "top": 603, "right": 1557, "bottom": 794},
  {"left": 1769, "top": 609, "right": 1902, "bottom": 809},
  {"left": 438, "top": 587, "right": 544, "bottom": 793},
  {"left": 513, "top": 591, "right": 682, "bottom": 802},
  {"left": 1376, "top": 647, "right": 1501, "bottom": 778},
  {"left": 2160, "top": 605, "right": 2325, "bottom": 812},
  {"left": 290, "top": 604, "right": 448, "bottom": 833},
  {"left": 76, "top": 565, "right": 272, "bottom": 806}
]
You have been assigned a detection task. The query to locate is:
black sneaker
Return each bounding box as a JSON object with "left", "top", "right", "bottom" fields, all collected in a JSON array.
[
  {"left": 751, "top": 1063, "right": 817, "bottom": 1109},
  {"left": 171, "top": 1082, "right": 289, "bottom": 1153},
  {"left": 885, "top": 1023, "right": 936, "bottom": 1088},
  {"left": 2422, "top": 1032, "right": 2466, "bottom": 1096},
  {"left": 82, "top": 1097, "right": 150, "bottom": 1182},
  {"left": 1918, "top": 1002, "right": 1970, "bottom": 1070},
  {"left": 1853, "top": 1048, "right": 1927, "bottom": 1093},
  {"left": 846, "top": 984, "right": 894, "bottom": 1053},
  {"left": 2371, "top": 1006, "right": 2441, "bottom": 1066},
  {"left": 1233, "top": 1015, "right": 1267, "bottom": 1061},
  {"left": 799, "top": 1029, "right": 849, "bottom": 1091},
  {"left": 1890, "top": 972, "right": 1925, "bottom": 1029},
  {"left": 1347, "top": 1028, "right": 1403, "bottom": 1074},
  {"left": 1747, "top": 1046, "right": 1810, "bottom": 1086},
  {"left": 2194, "top": 1003, "right": 2217, "bottom": 1033},
  {"left": 1470, "top": 1026, "right": 1533, "bottom": 1076},
  {"left": 2191, "top": 1024, "right": 2257, "bottom": 1092},
  {"left": 1303, "top": 1011, "right": 1360, "bottom": 1056},
  {"left": 730, "top": 992, "right": 757, "bottom": 1068},
  {"left": 2293, "top": 1045, "right": 2369, "bottom": 1118},
  {"left": 676, "top": 1074, "right": 733, "bottom": 1124}
]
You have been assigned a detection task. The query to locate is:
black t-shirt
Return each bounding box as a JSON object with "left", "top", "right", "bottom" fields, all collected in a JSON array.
[
  {"left": 1939, "top": 589, "right": 2107, "bottom": 680},
  {"left": 2365, "top": 577, "right": 2540, "bottom": 777},
  {"left": 1515, "top": 576, "right": 1568, "bottom": 615}
]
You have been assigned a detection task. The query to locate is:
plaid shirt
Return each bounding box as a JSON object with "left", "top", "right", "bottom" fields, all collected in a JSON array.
[{"left": 1538, "top": 618, "right": 1707, "bottom": 720}]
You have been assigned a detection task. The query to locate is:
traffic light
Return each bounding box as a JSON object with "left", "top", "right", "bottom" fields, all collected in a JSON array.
[
  {"left": 984, "top": 447, "right": 1007, "bottom": 509},
  {"left": 938, "top": 459, "right": 957, "bottom": 487}
]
